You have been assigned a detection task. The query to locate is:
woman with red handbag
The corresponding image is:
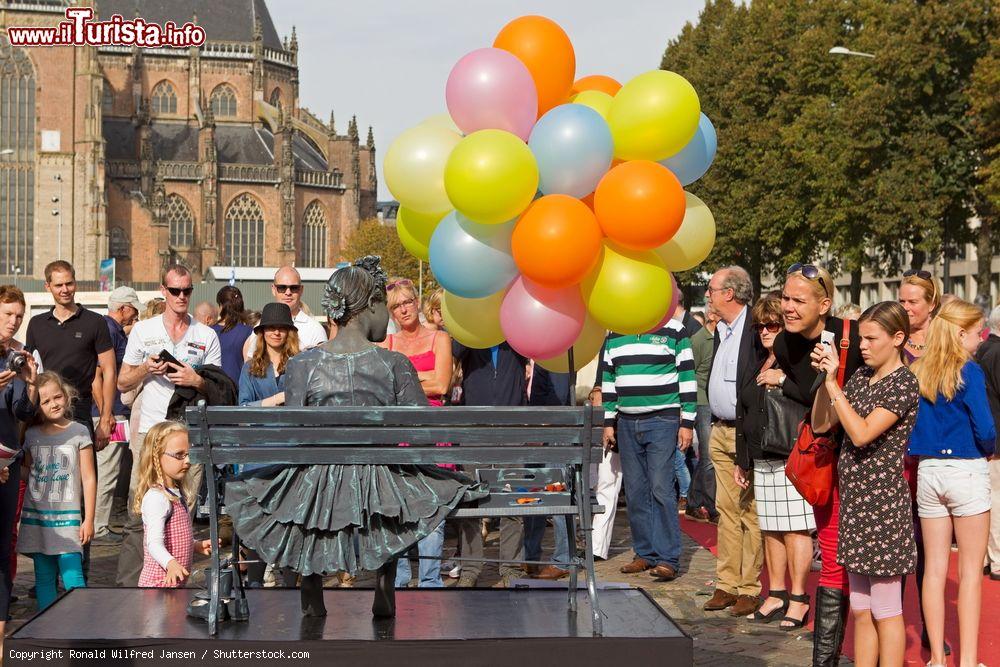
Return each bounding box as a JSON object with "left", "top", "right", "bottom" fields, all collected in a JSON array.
[
  {"left": 810, "top": 302, "right": 920, "bottom": 667},
  {"left": 772, "top": 263, "right": 863, "bottom": 666}
]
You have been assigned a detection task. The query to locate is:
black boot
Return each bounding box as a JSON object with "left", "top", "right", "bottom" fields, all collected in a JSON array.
[
  {"left": 300, "top": 573, "right": 327, "bottom": 617},
  {"left": 812, "top": 586, "right": 848, "bottom": 667},
  {"left": 372, "top": 559, "right": 397, "bottom": 619}
]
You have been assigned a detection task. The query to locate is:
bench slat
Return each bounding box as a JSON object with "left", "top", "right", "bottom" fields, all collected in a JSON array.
[
  {"left": 189, "top": 426, "right": 598, "bottom": 446},
  {"left": 184, "top": 405, "right": 601, "bottom": 427},
  {"left": 190, "top": 446, "right": 601, "bottom": 466}
]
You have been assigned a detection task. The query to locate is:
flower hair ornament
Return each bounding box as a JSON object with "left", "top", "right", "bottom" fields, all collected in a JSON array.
[{"left": 321, "top": 255, "right": 388, "bottom": 323}]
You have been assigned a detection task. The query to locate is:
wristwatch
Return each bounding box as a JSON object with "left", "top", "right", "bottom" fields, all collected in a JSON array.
[{"left": 778, "top": 373, "right": 786, "bottom": 387}]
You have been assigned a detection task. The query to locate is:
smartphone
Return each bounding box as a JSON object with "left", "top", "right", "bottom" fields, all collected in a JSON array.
[
  {"left": 820, "top": 330, "right": 836, "bottom": 348},
  {"left": 156, "top": 349, "right": 183, "bottom": 369}
]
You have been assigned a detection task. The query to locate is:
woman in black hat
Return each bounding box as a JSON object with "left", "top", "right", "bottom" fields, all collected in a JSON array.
[
  {"left": 238, "top": 302, "right": 299, "bottom": 410},
  {"left": 224, "top": 256, "right": 485, "bottom": 618},
  {"left": 235, "top": 303, "right": 300, "bottom": 588}
]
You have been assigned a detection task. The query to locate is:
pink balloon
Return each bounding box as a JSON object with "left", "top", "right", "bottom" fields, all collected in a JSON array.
[
  {"left": 446, "top": 48, "right": 538, "bottom": 142},
  {"left": 645, "top": 273, "right": 680, "bottom": 333},
  {"left": 500, "top": 277, "right": 585, "bottom": 359}
]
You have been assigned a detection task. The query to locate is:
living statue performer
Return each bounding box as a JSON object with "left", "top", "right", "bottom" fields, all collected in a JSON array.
[{"left": 225, "top": 256, "right": 485, "bottom": 617}]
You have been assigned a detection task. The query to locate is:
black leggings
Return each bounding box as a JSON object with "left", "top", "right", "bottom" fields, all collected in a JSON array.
[{"left": 0, "top": 465, "right": 20, "bottom": 620}]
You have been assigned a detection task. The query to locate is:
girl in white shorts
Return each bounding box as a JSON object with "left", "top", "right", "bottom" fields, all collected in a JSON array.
[{"left": 909, "top": 299, "right": 995, "bottom": 667}]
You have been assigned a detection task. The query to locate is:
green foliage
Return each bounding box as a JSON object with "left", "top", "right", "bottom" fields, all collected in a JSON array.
[
  {"left": 664, "top": 0, "right": 996, "bottom": 295},
  {"left": 341, "top": 219, "right": 439, "bottom": 297}
]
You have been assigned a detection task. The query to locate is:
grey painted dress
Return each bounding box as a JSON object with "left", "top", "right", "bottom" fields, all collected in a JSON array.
[
  {"left": 836, "top": 365, "right": 919, "bottom": 577},
  {"left": 225, "top": 345, "right": 486, "bottom": 576}
]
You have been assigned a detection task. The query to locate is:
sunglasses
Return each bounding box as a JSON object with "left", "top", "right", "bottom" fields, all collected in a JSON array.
[
  {"left": 274, "top": 284, "right": 302, "bottom": 294},
  {"left": 903, "top": 269, "right": 932, "bottom": 281},
  {"left": 163, "top": 286, "right": 194, "bottom": 297},
  {"left": 755, "top": 321, "right": 782, "bottom": 333},
  {"left": 787, "top": 263, "right": 829, "bottom": 296},
  {"left": 162, "top": 451, "right": 190, "bottom": 461},
  {"left": 386, "top": 279, "right": 413, "bottom": 292}
]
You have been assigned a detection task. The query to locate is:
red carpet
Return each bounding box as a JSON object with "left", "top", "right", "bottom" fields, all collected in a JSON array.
[{"left": 681, "top": 518, "right": 1000, "bottom": 665}]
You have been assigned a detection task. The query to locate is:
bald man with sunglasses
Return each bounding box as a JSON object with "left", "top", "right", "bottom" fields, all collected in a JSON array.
[{"left": 244, "top": 266, "right": 327, "bottom": 358}]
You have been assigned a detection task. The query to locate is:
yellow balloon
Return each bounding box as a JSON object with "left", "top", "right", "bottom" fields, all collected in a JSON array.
[
  {"left": 444, "top": 129, "right": 539, "bottom": 225},
  {"left": 572, "top": 91, "right": 613, "bottom": 120},
  {"left": 384, "top": 124, "right": 462, "bottom": 215},
  {"left": 441, "top": 289, "right": 506, "bottom": 349},
  {"left": 581, "top": 241, "right": 673, "bottom": 334},
  {"left": 653, "top": 192, "right": 716, "bottom": 271},
  {"left": 608, "top": 70, "right": 700, "bottom": 161},
  {"left": 536, "top": 315, "right": 607, "bottom": 373},
  {"left": 420, "top": 113, "right": 463, "bottom": 135},
  {"left": 397, "top": 207, "right": 447, "bottom": 262}
]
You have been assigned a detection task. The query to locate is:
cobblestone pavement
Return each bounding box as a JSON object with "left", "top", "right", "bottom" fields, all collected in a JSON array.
[{"left": 7, "top": 505, "right": 850, "bottom": 666}]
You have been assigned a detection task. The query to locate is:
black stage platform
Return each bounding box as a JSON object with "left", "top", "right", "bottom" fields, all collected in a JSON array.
[{"left": 7, "top": 587, "right": 691, "bottom": 666}]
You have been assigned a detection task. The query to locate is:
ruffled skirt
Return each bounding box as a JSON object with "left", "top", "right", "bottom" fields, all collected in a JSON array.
[{"left": 225, "top": 464, "right": 487, "bottom": 575}]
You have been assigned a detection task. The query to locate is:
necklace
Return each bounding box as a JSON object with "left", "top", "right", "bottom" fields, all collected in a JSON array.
[{"left": 905, "top": 338, "right": 925, "bottom": 351}]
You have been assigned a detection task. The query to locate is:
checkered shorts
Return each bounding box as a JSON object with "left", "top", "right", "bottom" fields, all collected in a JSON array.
[{"left": 753, "top": 458, "right": 816, "bottom": 532}]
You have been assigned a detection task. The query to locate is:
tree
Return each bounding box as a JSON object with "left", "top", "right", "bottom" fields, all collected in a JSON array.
[
  {"left": 663, "top": 0, "right": 996, "bottom": 301},
  {"left": 341, "top": 219, "right": 438, "bottom": 298},
  {"left": 970, "top": 26, "right": 1000, "bottom": 302}
]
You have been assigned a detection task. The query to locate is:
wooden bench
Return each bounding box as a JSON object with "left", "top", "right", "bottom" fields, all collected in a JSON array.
[{"left": 186, "top": 403, "right": 606, "bottom": 637}]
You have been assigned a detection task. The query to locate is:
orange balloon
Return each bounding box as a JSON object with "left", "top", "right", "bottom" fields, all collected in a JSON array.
[
  {"left": 512, "top": 194, "right": 603, "bottom": 288},
  {"left": 572, "top": 75, "right": 621, "bottom": 96},
  {"left": 593, "top": 160, "right": 686, "bottom": 250},
  {"left": 494, "top": 16, "right": 575, "bottom": 117}
]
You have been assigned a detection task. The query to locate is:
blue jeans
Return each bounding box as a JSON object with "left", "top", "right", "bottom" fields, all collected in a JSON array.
[
  {"left": 674, "top": 447, "right": 692, "bottom": 498},
  {"left": 32, "top": 552, "right": 85, "bottom": 610},
  {"left": 524, "top": 515, "right": 571, "bottom": 565},
  {"left": 687, "top": 405, "right": 717, "bottom": 516},
  {"left": 395, "top": 522, "right": 445, "bottom": 588},
  {"left": 617, "top": 413, "right": 682, "bottom": 568}
]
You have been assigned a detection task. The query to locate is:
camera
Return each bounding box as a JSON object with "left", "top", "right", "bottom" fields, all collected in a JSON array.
[{"left": 3, "top": 349, "right": 26, "bottom": 374}]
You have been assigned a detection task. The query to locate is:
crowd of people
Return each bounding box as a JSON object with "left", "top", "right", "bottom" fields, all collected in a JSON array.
[
  {"left": 602, "top": 264, "right": 992, "bottom": 667},
  {"left": 0, "top": 257, "right": 994, "bottom": 665}
]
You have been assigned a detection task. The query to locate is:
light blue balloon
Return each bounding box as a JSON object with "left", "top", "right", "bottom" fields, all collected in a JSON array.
[
  {"left": 659, "top": 113, "right": 717, "bottom": 186},
  {"left": 528, "top": 104, "right": 613, "bottom": 198},
  {"left": 428, "top": 212, "right": 518, "bottom": 299}
]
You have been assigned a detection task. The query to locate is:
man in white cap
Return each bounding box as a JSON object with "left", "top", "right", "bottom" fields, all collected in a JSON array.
[
  {"left": 90, "top": 286, "right": 142, "bottom": 545},
  {"left": 244, "top": 265, "right": 327, "bottom": 358}
]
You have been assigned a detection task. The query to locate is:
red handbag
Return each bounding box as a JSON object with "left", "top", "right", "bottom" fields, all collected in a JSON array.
[{"left": 785, "top": 319, "right": 851, "bottom": 506}]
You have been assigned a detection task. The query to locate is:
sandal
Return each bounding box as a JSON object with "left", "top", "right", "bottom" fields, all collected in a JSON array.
[
  {"left": 780, "top": 592, "right": 810, "bottom": 631},
  {"left": 750, "top": 590, "right": 789, "bottom": 623}
]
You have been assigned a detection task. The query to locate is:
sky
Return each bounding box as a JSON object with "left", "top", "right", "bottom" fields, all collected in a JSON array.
[{"left": 270, "top": 0, "right": 707, "bottom": 200}]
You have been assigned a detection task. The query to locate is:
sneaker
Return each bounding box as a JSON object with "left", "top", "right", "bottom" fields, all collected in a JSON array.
[
  {"left": 442, "top": 561, "right": 462, "bottom": 579},
  {"left": 92, "top": 531, "right": 124, "bottom": 546}
]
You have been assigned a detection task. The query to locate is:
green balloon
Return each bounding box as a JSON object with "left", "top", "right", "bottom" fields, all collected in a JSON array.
[
  {"left": 444, "top": 129, "right": 539, "bottom": 225},
  {"left": 397, "top": 207, "right": 447, "bottom": 261}
]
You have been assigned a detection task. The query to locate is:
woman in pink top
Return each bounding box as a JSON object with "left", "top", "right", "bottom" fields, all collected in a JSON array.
[{"left": 379, "top": 278, "right": 454, "bottom": 588}]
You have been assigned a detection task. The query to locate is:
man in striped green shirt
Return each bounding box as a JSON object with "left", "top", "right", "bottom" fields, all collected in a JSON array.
[{"left": 601, "top": 319, "right": 697, "bottom": 581}]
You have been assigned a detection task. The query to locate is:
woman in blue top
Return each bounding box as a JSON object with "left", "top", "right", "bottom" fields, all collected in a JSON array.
[
  {"left": 909, "top": 298, "right": 996, "bottom": 667},
  {"left": 238, "top": 302, "right": 299, "bottom": 409},
  {"left": 212, "top": 286, "right": 254, "bottom": 385},
  {"left": 237, "top": 302, "right": 299, "bottom": 588}
]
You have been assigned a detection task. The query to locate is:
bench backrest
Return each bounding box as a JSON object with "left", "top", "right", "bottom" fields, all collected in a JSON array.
[{"left": 185, "top": 404, "right": 602, "bottom": 467}]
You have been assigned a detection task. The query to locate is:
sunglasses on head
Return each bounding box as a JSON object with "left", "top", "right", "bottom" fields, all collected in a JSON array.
[
  {"left": 274, "top": 284, "right": 302, "bottom": 294},
  {"left": 903, "top": 269, "right": 932, "bottom": 281},
  {"left": 163, "top": 286, "right": 193, "bottom": 297},
  {"left": 386, "top": 279, "right": 413, "bottom": 292},
  {"left": 787, "top": 263, "right": 829, "bottom": 296},
  {"left": 755, "top": 321, "right": 782, "bottom": 333}
]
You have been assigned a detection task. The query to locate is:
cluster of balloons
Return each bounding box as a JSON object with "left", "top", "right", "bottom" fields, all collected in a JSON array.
[{"left": 385, "top": 15, "right": 718, "bottom": 373}]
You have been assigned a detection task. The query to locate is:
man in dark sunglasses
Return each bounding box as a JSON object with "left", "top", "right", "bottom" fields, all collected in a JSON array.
[
  {"left": 115, "top": 263, "right": 223, "bottom": 586},
  {"left": 245, "top": 266, "right": 327, "bottom": 359}
]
